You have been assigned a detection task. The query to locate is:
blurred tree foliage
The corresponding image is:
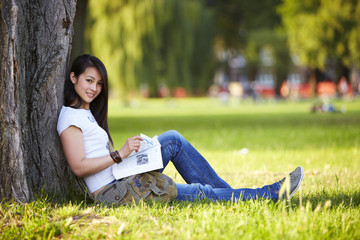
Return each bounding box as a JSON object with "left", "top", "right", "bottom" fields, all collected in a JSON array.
[
  {"left": 278, "top": 0, "right": 360, "bottom": 74},
  {"left": 86, "top": 0, "right": 294, "bottom": 97},
  {"left": 213, "top": 0, "right": 283, "bottom": 50},
  {"left": 87, "top": 0, "right": 216, "bottom": 98},
  {"left": 82, "top": 0, "right": 360, "bottom": 97},
  {"left": 209, "top": 0, "right": 291, "bottom": 90}
]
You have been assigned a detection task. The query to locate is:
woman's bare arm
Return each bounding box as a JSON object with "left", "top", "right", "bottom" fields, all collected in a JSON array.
[{"left": 60, "top": 126, "right": 142, "bottom": 177}]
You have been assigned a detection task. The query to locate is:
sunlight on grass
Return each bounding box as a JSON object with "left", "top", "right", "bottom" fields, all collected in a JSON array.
[{"left": 1, "top": 98, "right": 360, "bottom": 239}]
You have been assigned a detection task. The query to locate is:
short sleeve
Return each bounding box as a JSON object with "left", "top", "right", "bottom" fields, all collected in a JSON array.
[{"left": 57, "top": 107, "right": 84, "bottom": 135}]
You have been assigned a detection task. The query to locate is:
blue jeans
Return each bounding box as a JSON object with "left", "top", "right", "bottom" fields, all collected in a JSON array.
[{"left": 158, "top": 130, "right": 281, "bottom": 202}]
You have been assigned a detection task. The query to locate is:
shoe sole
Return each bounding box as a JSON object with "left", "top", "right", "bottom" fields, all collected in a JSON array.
[{"left": 288, "top": 166, "right": 304, "bottom": 199}]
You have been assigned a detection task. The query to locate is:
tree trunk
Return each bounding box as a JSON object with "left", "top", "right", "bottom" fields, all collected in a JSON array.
[
  {"left": 0, "top": 0, "right": 78, "bottom": 202},
  {"left": 335, "top": 61, "right": 350, "bottom": 84},
  {"left": 70, "top": 0, "right": 88, "bottom": 64}
]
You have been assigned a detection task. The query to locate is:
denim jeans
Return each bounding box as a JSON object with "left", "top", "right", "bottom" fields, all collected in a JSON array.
[{"left": 158, "top": 130, "right": 281, "bottom": 202}]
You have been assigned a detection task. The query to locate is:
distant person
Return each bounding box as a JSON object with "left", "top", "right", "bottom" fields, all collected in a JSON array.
[
  {"left": 310, "top": 100, "right": 345, "bottom": 113},
  {"left": 229, "top": 81, "right": 244, "bottom": 99},
  {"left": 57, "top": 54, "right": 304, "bottom": 205},
  {"left": 338, "top": 76, "right": 349, "bottom": 97},
  {"left": 280, "top": 80, "right": 290, "bottom": 98}
]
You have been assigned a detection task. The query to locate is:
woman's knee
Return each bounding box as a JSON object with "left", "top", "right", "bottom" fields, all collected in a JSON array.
[
  {"left": 165, "top": 130, "right": 182, "bottom": 138},
  {"left": 158, "top": 130, "right": 183, "bottom": 143}
]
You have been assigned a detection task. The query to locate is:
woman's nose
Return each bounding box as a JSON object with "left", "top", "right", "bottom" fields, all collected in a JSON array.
[{"left": 90, "top": 83, "right": 97, "bottom": 91}]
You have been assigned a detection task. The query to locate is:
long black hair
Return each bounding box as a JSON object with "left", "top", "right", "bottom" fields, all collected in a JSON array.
[{"left": 64, "top": 54, "right": 113, "bottom": 145}]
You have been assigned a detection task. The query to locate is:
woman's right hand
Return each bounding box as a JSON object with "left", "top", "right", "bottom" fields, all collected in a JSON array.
[{"left": 118, "top": 135, "right": 143, "bottom": 159}]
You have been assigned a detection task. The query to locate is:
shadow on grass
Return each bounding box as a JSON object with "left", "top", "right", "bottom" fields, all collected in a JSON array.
[
  {"left": 60, "top": 189, "right": 360, "bottom": 212},
  {"left": 294, "top": 190, "right": 360, "bottom": 209},
  {"left": 151, "top": 188, "right": 359, "bottom": 209}
]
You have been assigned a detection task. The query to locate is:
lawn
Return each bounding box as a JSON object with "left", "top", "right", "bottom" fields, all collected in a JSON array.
[{"left": 1, "top": 98, "right": 360, "bottom": 239}]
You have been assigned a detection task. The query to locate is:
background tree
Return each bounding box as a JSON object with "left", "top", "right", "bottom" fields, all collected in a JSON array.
[
  {"left": 86, "top": 0, "right": 291, "bottom": 98},
  {"left": 70, "top": 0, "right": 88, "bottom": 64},
  {"left": 87, "top": 0, "right": 216, "bottom": 98},
  {"left": 0, "top": 0, "right": 78, "bottom": 202},
  {"left": 278, "top": 0, "right": 360, "bottom": 82},
  {"left": 213, "top": 0, "right": 291, "bottom": 92}
]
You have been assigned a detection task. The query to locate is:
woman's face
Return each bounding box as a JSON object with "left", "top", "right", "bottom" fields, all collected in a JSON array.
[{"left": 70, "top": 67, "right": 103, "bottom": 109}]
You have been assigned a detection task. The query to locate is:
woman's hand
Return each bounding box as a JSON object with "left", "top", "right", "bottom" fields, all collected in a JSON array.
[{"left": 118, "top": 135, "right": 143, "bottom": 159}]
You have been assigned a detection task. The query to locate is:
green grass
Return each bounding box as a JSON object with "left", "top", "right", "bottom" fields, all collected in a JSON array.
[{"left": 1, "top": 98, "right": 360, "bottom": 239}]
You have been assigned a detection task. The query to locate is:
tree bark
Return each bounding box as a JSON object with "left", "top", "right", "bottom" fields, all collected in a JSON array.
[{"left": 0, "top": 0, "right": 78, "bottom": 202}]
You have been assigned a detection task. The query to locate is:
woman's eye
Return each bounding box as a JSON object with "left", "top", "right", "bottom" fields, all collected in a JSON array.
[
  {"left": 98, "top": 82, "right": 104, "bottom": 86},
  {"left": 87, "top": 79, "right": 92, "bottom": 83}
]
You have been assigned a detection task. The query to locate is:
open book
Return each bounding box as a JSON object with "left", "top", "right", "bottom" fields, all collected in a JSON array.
[{"left": 112, "top": 134, "right": 163, "bottom": 179}]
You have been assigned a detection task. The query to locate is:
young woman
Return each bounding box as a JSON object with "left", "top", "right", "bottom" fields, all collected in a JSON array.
[{"left": 57, "top": 54, "right": 304, "bottom": 204}]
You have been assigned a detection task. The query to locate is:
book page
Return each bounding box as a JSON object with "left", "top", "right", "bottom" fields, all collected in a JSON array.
[{"left": 112, "top": 134, "right": 164, "bottom": 179}]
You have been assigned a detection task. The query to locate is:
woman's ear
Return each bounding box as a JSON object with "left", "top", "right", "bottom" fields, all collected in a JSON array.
[{"left": 70, "top": 72, "right": 77, "bottom": 84}]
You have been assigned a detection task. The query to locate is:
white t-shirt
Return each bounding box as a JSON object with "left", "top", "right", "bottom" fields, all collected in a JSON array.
[{"left": 57, "top": 106, "right": 116, "bottom": 193}]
